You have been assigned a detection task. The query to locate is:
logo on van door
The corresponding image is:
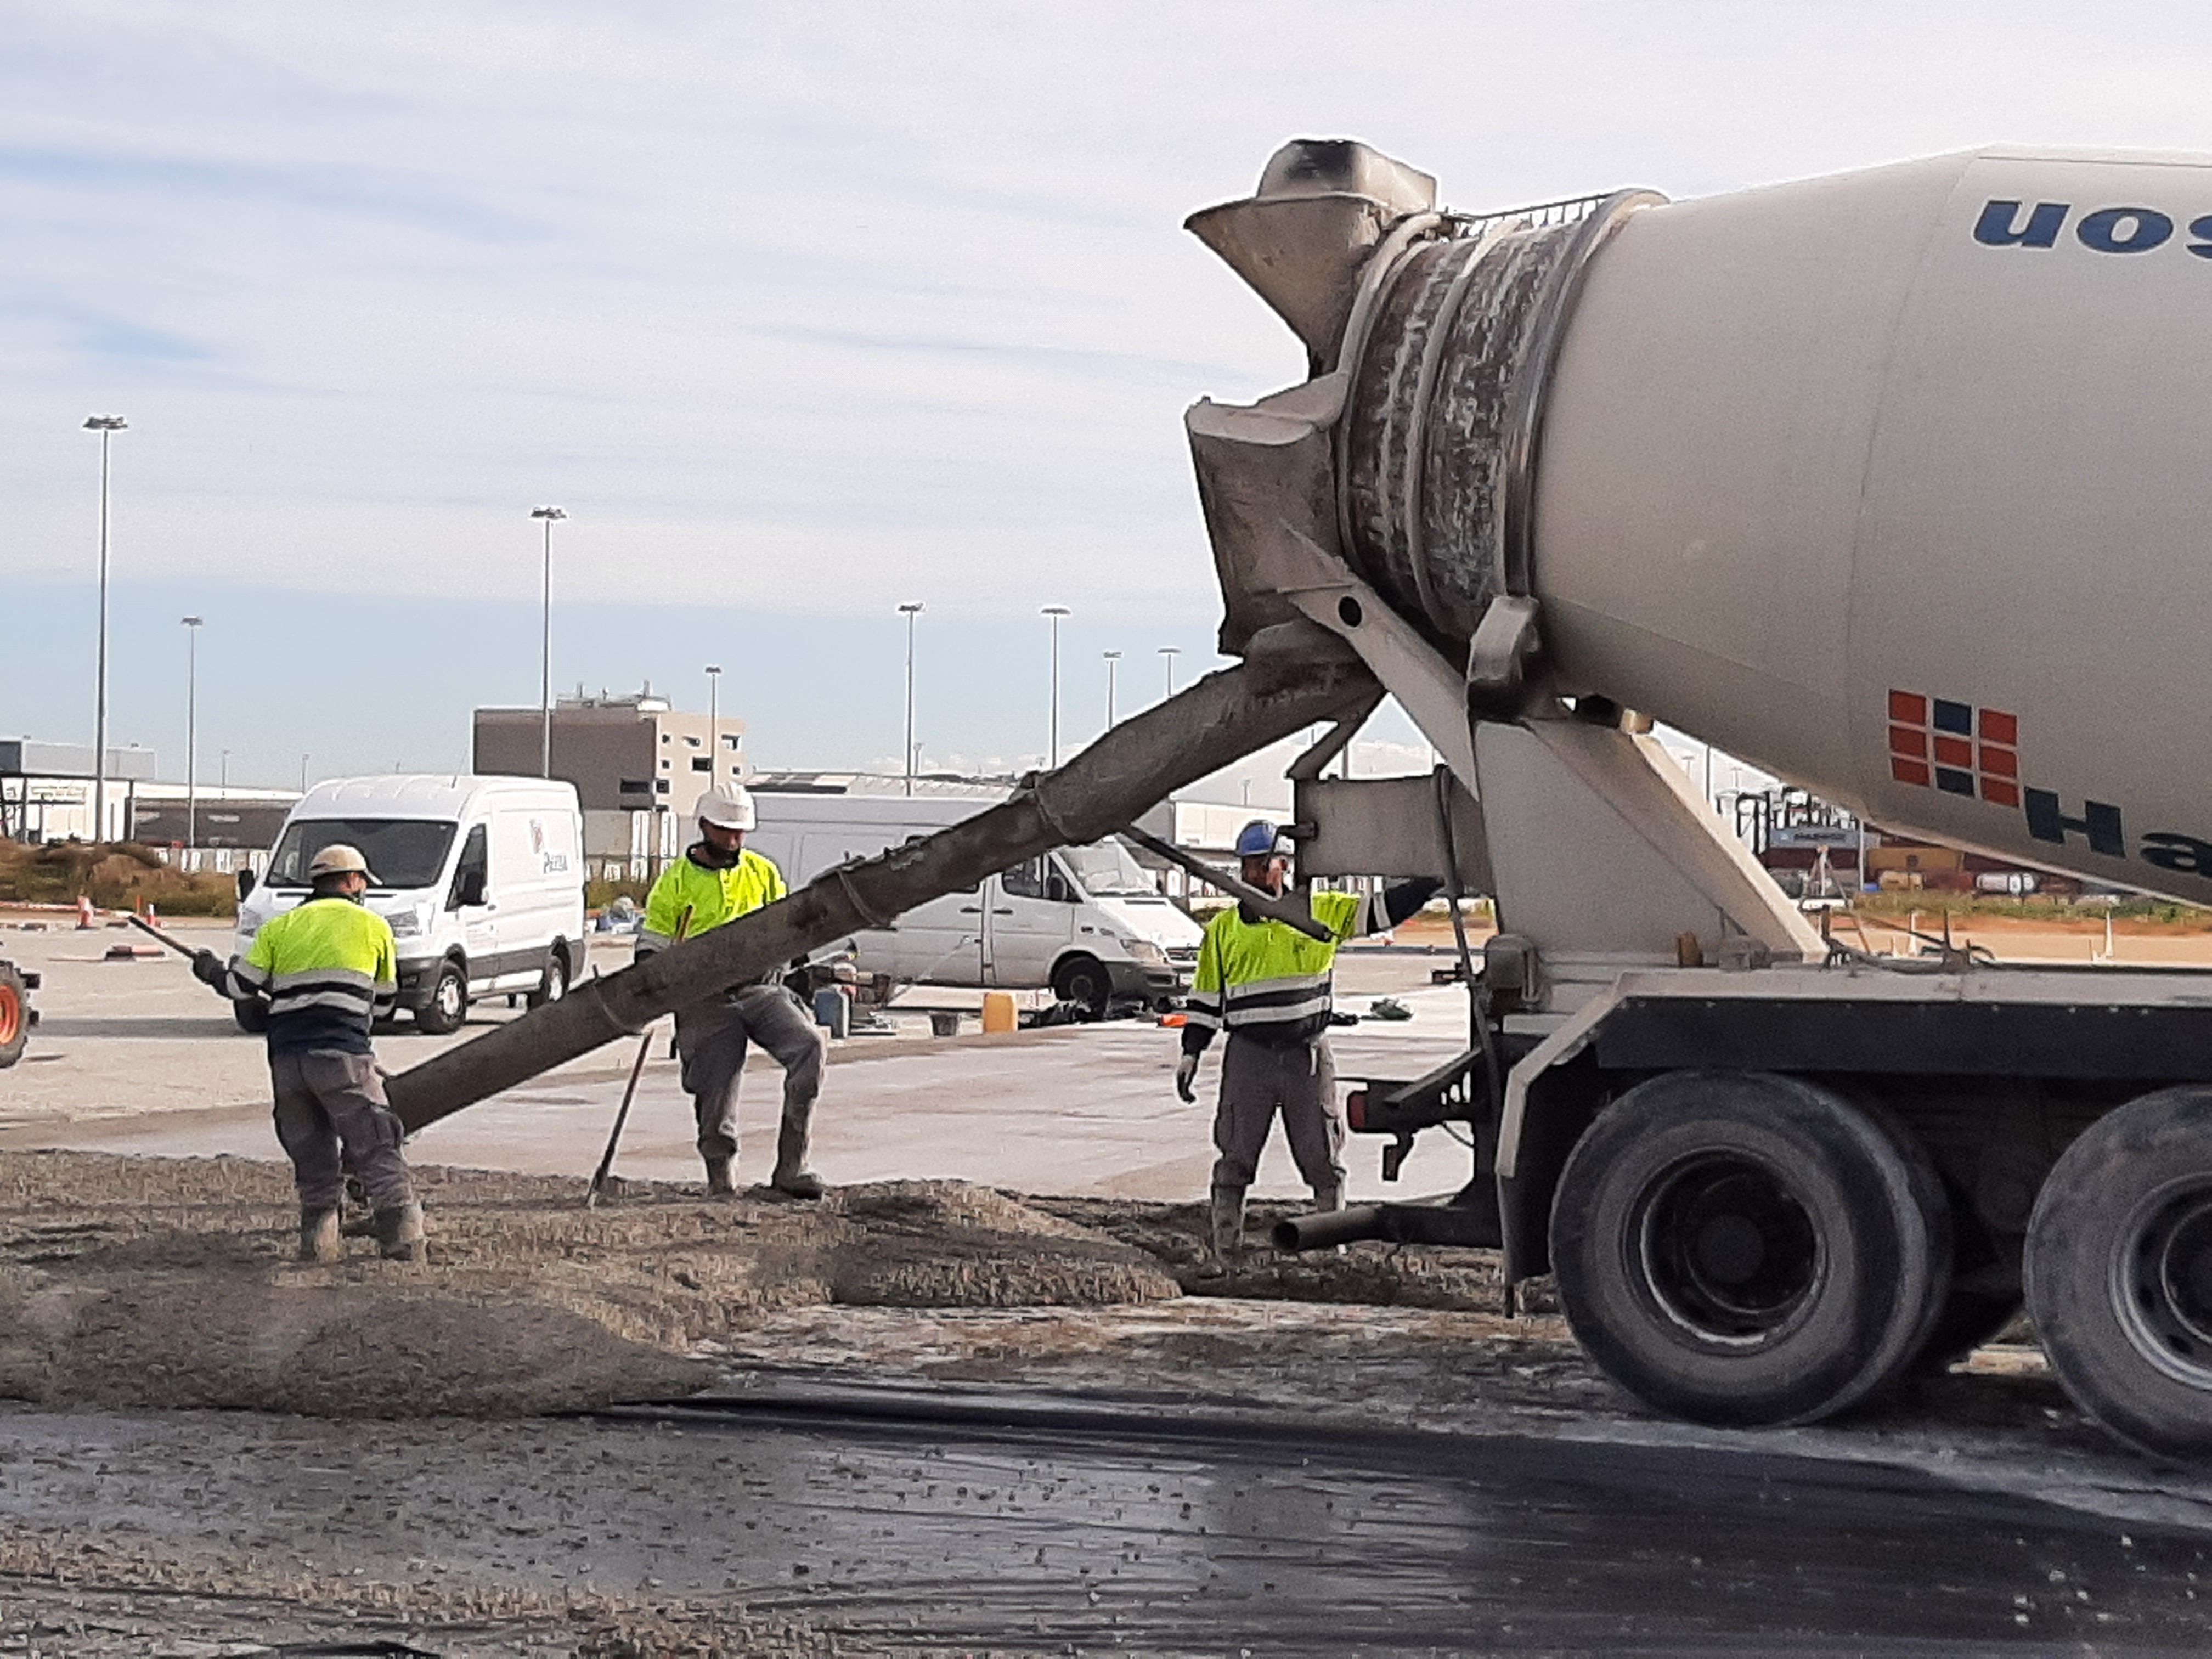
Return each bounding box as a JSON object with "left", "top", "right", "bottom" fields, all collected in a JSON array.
[{"left": 528, "top": 817, "right": 571, "bottom": 875}]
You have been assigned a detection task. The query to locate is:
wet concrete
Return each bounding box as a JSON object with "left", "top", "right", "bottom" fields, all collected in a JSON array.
[{"left": 5, "top": 1401, "right": 2210, "bottom": 1654}]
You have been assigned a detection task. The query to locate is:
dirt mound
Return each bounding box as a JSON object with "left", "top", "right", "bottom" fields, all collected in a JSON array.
[{"left": 0, "top": 1152, "right": 1178, "bottom": 1417}]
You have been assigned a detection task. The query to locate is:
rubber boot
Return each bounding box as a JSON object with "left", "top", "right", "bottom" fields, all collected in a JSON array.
[
  {"left": 703, "top": 1156, "right": 738, "bottom": 1198},
  {"left": 770, "top": 1104, "right": 826, "bottom": 1200},
  {"left": 298, "top": 1205, "right": 342, "bottom": 1264},
  {"left": 1200, "top": 1183, "right": 1246, "bottom": 1276},
  {"left": 371, "top": 1200, "right": 426, "bottom": 1263}
]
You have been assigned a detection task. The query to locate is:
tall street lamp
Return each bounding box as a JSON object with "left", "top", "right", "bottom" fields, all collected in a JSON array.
[
  {"left": 84, "top": 415, "right": 127, "bottom": 840},
  {"left": 1103, "top": 650, "right": 1121, "bottom": 730},
  {"left": 219, "top": 749, "right": 230, "bottom": 792},
  {"left": 1042, "top": 606, "right": 1071, "bottom": 768},
  {"left": 1158, "top": 645, "right": 1181, "bottom": 699},
  {"left": 705, "top": 664, "right": 723, "bottom": 781},
  {"left": 897, "top": 602, "right": 923, "bottom": 796},
  {"left": 531, "top": 506, "right": 568, "bottom": 777},
  {"left": 181, "top": 616, "right": 204, "bottom": 849}
]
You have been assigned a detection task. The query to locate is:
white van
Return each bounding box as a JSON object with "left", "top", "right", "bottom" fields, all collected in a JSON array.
[
  {"left": 232, "top": 775, "right": 585, "bottom": 1036},
  {"left": 746, "top": 791, "right": 1200, "bottom": 1010}
]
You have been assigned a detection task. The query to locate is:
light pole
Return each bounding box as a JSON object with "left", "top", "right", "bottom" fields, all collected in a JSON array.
[
  {"left": 1159, "top": 645, "right": 1181, "bottom": 699},
  {"left": 1042, "top": 606, "right": 1071, "bottom": 768},
  {"left": 704, "top": 664, "right": 722, "bottom": 781},
  {"left": 531, "top": 506, "right": 567, "bottom": 777},
  {"left": 300, "top": 754, "right": 310, "bottom": 793},
  {"left": 897, "top": 602, "right": 923, "bottom": 796},
  {"left": 84, "top": 415, "right": 127, "bottom": 840},
  {"left": 1103, "top": 650, "right": 1121, "bottom": 730},
  {"left": 181, "top": 615, "right": 204, "bottom": 848},
  {"left": 219, "top": 749, "right": 230, "bottom": 792}
]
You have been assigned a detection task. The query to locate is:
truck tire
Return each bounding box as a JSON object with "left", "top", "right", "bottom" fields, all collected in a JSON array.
[
  {"left": 1051, "top": 953, "right": 1110, "bottom": 1015},
  {"left": 0, "top": 963, "right": 26, "bottom": 1068},
  {"left": 2024, "top": 1086, "right": 2212, "bottom": 1460},
  {"left": 414, "top": 960, "right": 469, "bottom": 1035},
  {"left": 525, "top": 946, "right": 569, "bottom": 1011},
  {"left": 1550, "top": 1070, "right": 1950, "bottom": 1427},
  {"left": 232, "top": 999, "right": 268, "bottom": 1036}
]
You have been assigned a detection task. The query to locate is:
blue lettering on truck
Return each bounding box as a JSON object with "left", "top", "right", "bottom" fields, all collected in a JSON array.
[{"left": 1976, "top": 199, "right": 2212, "bottom": 257}]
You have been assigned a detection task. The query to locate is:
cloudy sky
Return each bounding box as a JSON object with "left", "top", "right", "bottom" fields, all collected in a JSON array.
[{"left": 5, "top": 2, "right": 2209, "bottom": 792}]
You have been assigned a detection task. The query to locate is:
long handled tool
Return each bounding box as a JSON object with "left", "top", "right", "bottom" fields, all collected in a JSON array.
[
  {"left": 125, "top": 911, "right": 200, "bottom": 958},
  {"left": 584, "top": 904, "right": 691, "bottom": 1208}
]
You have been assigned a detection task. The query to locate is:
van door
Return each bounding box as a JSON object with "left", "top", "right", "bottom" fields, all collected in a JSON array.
[
  {"left": 447, "top": 823, "right": 498, "bottom": 992},
  {"left": 894, "top": 879, "right": 991, "bottom": 986},
  {"left": 489, "top": 808, "right": 566, "bottom": 990},
  {"left": 989, "top": 855, "right": 1079, "bottom": 987}
]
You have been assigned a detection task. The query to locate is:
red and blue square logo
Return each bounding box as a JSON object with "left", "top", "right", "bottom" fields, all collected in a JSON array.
[{"left": 1888, "top": 691, "right": 2019, "bottom": 808}]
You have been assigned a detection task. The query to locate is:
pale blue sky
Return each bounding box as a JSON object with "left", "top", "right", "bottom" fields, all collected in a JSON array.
[{"left": 5, "top": 2, "right": 2209, "bottom": 788}]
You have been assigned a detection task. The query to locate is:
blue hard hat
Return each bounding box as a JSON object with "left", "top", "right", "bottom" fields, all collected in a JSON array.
[{"left": 1235, "top": 819, "right": 1290, "bottom": 859}]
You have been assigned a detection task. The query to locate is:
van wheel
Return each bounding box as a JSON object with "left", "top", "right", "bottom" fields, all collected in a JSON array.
[
  {"left": 232, "top": 1000, "right": 268, "bottom": 1036},
  {"left": 415, "top": 961, "right": 469, "bottom": 1035},
  {"left": 1051, "top": 953, "right": 1110, "bottom": 1015},
  {"left": 1550, "top": 1070, "right": 1951, "bottom": 1427},
  {"left": 526, "top": 949, "right": 569, "bottom": 1011}
]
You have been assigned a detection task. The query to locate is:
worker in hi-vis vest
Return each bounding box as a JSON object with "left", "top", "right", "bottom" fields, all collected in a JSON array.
[
  {"left": 637, "top": 786, "right": 826, "bottom": 1199},
  {"left": 1176, "top": 820, "right": 1441, "bottom": 1269},
  {"left": 193, "top": 842, "right": 424, "bottom": 1264}
]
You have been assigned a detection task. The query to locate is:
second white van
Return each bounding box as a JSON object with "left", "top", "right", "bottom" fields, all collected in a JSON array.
[{"left": 746, "top": 791, "right": 1199, "bottom": 1010}]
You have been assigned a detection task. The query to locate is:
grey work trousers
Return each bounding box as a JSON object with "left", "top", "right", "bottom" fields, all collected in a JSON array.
[
  {"left": 270, "top": 1048, "right": 413, "bottom": 1211},
  {"left": 676, "top": 985, "right": 826, "bottom": 1163},
  {"left": 1210, "top": 1032, "right": 1345, "bottom": 1194}
]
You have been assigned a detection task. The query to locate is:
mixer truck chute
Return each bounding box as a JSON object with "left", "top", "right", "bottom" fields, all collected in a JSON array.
[{"left": 1185, "top": 138, "right": 2212, "bottom": 1459}]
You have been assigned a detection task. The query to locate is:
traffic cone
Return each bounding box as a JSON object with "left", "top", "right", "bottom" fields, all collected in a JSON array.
[{"left": 76, "top": 896, "right": 94, "bottom": 930}]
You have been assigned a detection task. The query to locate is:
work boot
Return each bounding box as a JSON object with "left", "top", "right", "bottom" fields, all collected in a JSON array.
[
  {"left": 1201, "top": 1183, "right": 1247, "bottom": 1275},
  {"left": 770, "top": 1106, "right": 826, "bottom": 1200},
  {"left": 298, "top": 1205, "right": 343, "bottom": 1264},
  {"left": 371, "top": 1200, "right": 426, "bottom": 1263},
  {"left": 702, "top": 1156, "right": 738, "bottom": 1198}
]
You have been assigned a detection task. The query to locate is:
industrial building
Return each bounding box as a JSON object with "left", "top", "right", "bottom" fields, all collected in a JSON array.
[{"left": 472, "top": 686, "right": 747, "bottom": 879}]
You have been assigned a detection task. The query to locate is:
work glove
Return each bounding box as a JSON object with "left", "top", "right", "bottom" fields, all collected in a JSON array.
[
  {"left": 190, "top": 949, "right": 228, "bottom": 990},
  {"left": 1175, "top": 1053, "right": 1199, "bottom": 1104}
]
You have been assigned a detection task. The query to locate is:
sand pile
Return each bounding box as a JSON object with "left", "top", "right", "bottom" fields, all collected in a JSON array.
[{"left": 0, "top": 1150, "right": 1178, "bottom": 1417}]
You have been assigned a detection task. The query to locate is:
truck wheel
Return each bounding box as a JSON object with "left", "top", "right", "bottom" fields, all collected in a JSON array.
[
  {"left": 2024, "top": 1086, "right": 2212, "bottom": 1460},
  {"left": 0, "top": 964, "right": 26, "bottom": 1068},
  {"left": 1051, "top": 953, "right": 1110, "bottom": 1015},
  {"left": 414, "top": 961, "right": 469, "bottom": 1035},
  {"left": 525, "top": 947, "right": 569, "bottom": 1011},
  {"left": 232, "top": 1000, "right": 268, "bottom": 1036},
  {"left": 1550, "top": 1070, "right": 1950, "bottom": 1427}
]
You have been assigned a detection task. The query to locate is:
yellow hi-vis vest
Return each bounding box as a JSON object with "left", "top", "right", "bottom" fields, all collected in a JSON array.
[
  {"left": 1184, "top": 887, "right": 1369, "bottom": 1049},
  {"left": 640, "top": 847, "right": 788, "bottom": 953},
  {"left": 225, "top": 894, "right": 398, "bottom": 1056}
]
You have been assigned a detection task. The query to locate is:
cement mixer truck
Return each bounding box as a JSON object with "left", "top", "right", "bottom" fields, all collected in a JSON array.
[{"left": 387, "top": 139, "right": 2212, "bottom": 1461}]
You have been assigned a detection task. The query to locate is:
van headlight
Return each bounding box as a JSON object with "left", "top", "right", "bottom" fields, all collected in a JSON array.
[
  {"left": 1120, "top": 936, "right": 1167, "bottom": 966},
  {"left": 387, "top": 907, "right": 424, "bottom": 939}
]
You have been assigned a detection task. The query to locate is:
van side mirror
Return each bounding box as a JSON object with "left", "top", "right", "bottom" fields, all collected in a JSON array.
[
  {"left": 455, "top": 869, "right": 488, "bottom": 908},
  {"left": 236, "top": 868, "right": 257, "bottom": 902}
]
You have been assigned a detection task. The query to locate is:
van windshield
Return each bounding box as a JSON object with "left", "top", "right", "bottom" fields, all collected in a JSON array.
[
  {"left": 1060, "top": 839, "right": 1163, "bottom": 898},
  {"left": 266, "top": 819, "right": 459, "bottom": 890}
]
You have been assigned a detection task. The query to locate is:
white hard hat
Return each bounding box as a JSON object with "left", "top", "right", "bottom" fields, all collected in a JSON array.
[
  {"left": 307, "top": 843, "right": 376, "bottom": 882},
  {"left": 697, "top": 786, "right": 756, "bottom": 831}
]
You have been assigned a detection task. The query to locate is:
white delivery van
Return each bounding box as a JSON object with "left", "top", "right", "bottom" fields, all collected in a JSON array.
[
  {"left": 746, "top": 791, "right": 1201, "bottom": 1011},
  {"left": 232, "top": 775, "right": 585, "bottom": 1036}
]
